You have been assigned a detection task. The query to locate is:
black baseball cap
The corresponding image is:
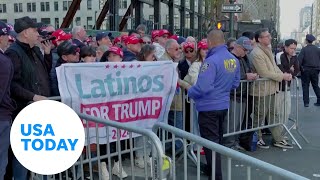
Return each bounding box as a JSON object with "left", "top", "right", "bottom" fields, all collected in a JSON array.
[
  {"left": 0, "top": 21, "right": 10, "bottom": 36},
  {"left": 57, "top": 41, "right": 80, "bottom": 57},
  {"left": 14, "top": 16, "right": 37, "bottom": 34},
  {"left": 96, "top": 31, "right": 113, "bottom": 41}
]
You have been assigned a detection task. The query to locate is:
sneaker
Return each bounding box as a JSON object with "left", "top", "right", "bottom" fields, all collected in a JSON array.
[
  {"left": 231, "top": 144, "right": 246, "bottom": 151},
  {"left": 112, "top": 161, "right": 128, "bottom": 178},
  {"left": 100, "top": 162, "right": 110, "bottom": 180},
  {"left": 274, "top": 140, "right": 293, "bottom": 149},
  {"left": 135, "top": 157, "right": 145, "bottom": 169},
  {"left": 304, "top": 103, "right": 309, "bottom": 107},
  {"left": 257, "top": 139, "right": 270, "bottom": 149}
]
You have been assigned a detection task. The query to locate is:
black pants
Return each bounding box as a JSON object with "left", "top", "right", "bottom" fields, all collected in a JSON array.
[
  {"left": 199, "top": 110, "right": 227, "bottom": 180},
  {"left": 301, "top": 69, "right": 320, "bottom": 104}
]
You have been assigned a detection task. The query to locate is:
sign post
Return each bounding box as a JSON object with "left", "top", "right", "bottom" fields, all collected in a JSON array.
[{"left": 222, "top": 2, "right": 243, "bottom": 38}]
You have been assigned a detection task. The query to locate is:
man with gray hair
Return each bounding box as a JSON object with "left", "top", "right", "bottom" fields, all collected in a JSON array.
[
  {"left": 72, "top": 26, "right": 87, "bottom": 48},
  {"left": 159, "top": 39, "right": 182, "bottom": 61},
  {"left": 136, "top": 24, "right": 147, "bottom": 37}
]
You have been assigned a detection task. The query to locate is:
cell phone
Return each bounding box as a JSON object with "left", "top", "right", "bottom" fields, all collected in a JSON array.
[{"left": 41, "top": 36, "right": 56, "bottom": 43}]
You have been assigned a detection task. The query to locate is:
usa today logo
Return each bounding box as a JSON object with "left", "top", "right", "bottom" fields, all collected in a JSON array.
[{"left": 10, "top": 100, "right": 85, "bottom": 175}]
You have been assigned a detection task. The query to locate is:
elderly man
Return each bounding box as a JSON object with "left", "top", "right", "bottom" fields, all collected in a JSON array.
[
  {"left": 187, "top": 29, "right": 240, "bottom": 180},
  {"left": 72, "top": 26, "right": 87, "bottom": 48},
  {"left": 159, "top": 39, "right": 182, "bottom": 61},
  {"left": 223, "top": 36, "right": 258, "bottom": 151},
  {"left": 0, "top": 21, "right": 15, "bottom": 180},
  {"left": 298, "top": 34, "right": 320, "bottom": 107},
  {"left": 250, "top": 28, "right": 293, "bottom": 149},
  {"left": 136, "top": 24, "right": 147, "bottom": 37}
]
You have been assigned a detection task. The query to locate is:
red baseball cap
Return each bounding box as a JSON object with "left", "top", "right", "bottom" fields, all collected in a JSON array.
[
  {"left": 151, "top": 30, "right": 160, "bottom": 39},
  {"left": 125, "top": 35, "right": 143, "bottom": 45},
  {"left": 158, "top": 29, "right": 171, "bottom": 37},
  {"left": 52, "top": 29, "right": 72, "bottom": 46},
  {"left": 121, "top": 35, "right": 128, "bottom": 42},
  {"left": 197, "top": 41, "right": 208, "bottom": 49},
  {"left": 183, "top": 42, "right": 195, "bottom": 50},
  {"left": 113, "top": 36, "right": 121, "bottom": 44},
  {"left": 106, "top": 46, "right": 124, "bottom": 58},
  {"left": 170, "top": 34, "right": 178, "bottom": 40}
]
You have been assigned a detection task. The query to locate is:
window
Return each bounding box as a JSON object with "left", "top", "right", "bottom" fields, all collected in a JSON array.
[
  {"left": 55, "top": 18, "right": 59, "bottom": 29},
  {"left": 0, "top": 4, "right": 7, "bottom": 13},
  {"left": 149, "top": 15, "right": 154, "bottom": 21},
  {"left": 120, "top": 0, "right": 127, "bottom": 9},
  {"left": 41, "top": 18, "right": 51, "bottom": 25},
  {"left": 76, "top": 17, "right": 81, "bottom": 26},
  {"left": 46, "top": 2, "right": 50, "bottom": 11},
  {"left": 87, "top": 0, "right": 92, "bottom": 10},
  {"left": 87, "top": 17, "right": 93, "bottom": 29},
  {"left": 63, "top": 1, "right": 68, "bottom": 11},
  {"left": 54, "top": 2, "right": 58, "bottom": 11},
  {"left": 14, "top": 3, "right": 23, "bottom": 13},
  {"left": 41, "top": 2, "right": 50, "bottom": 11},
  {"left": 27, "top": 3, "right": 36, "bottom": 12}
]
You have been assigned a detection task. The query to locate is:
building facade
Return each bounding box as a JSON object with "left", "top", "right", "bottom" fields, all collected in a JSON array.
[
  {"left": 0, "top": 0, "right": 208, "bottom": 33},
  {"left": 312, "top": 0, "right": 320, "bottom": 40},
  {"left": 236, "top": 0, "right": 280, "bottom": 35},
  {"left": 299, "top": 6, "right": 312, "bottom": 30}
]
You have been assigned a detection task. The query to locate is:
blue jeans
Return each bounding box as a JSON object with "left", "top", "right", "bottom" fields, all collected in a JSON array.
[
  {"left": 0, "top": 121, "right": 10, "bottom": 180},
  {"left": 167, "top": 111, "right": 183, "bottom": 150}
]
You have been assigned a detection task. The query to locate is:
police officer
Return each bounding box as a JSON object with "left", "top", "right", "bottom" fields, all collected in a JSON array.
[
  {"left": 298, "top": 34, "right": 320, "bottom": 107},
  {"left": 186, "top": 29, "right": 240, "bottom": 180}
]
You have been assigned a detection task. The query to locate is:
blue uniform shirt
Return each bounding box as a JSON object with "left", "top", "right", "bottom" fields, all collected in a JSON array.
[{"left": 188, "top": 44, "right": 240, "bottom": 111}]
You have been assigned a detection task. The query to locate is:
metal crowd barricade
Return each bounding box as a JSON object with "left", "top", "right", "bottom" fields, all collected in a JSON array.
[
  {"left": 31, "top": 103, "right": 172, "bottom": 180},
  {"left": 162, "top": 78, "right": 308, "bottom": 168},
  {"left": 286, "top": 77, "right": 309, "bottom": 143},
  {"left": 153, "top": 122, "right": 309, "bottom": 180}
]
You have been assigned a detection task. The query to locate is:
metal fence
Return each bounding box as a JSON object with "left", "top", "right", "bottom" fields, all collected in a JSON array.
[
  {"left": 31, "top": 112, "right": 171, "bottom": 180},
  {"left": 153, "top": 122, "right": 309, "bottom": 180}
]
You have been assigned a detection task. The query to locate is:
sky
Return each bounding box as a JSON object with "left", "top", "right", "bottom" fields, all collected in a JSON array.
[{"left": 280, "top": 0, "right": 313, "bottom": 38}]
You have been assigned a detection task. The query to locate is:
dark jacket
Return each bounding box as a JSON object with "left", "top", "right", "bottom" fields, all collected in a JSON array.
[
  {"left": 297, "top": 44, "right": 320, "bottom": 70},
  {"left": 278, "top": 52, "right": 300, "bottom": 91},
  {"left": 123, "top": 49, "right": 138, "bottom": 62},
  {"left": 0, "top": 50, "right": 16, "bottom": 120},
  {"left": 5, "top": 40, "right": 52, "bottom": 113},
  {"left": 230, "top": 53, "right": 251, "bottom": 101},
  {"left": 50, "top": 58, "right": 68, "bottom": 96},
  {"left": 178, "top": 59, "right": 190, "bottom": 80},
  {"left": 72, "top": 39, "right": 86, "bottom": 49}
]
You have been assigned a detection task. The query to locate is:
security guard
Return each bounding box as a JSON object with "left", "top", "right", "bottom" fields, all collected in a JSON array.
[
  {"left": 186, "top": 29, "right": 240, "bottom": 180},
  {"left": 298, "top": 34, "right": 320, "bottom": 107}
]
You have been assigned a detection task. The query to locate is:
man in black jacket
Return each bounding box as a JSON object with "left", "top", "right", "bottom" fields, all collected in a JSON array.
[
  {"left": 223, "top": 36, "right": 258, "bottom": 150},
  {"left": 276, "top": 39, "right": 300, "bottom": 121},
  {"left": 0, "top": 21, "right": 15, "bottom": 180},
  {"left": 298, "top": 34, "right": 320, "bottom": 107},
  {"left": 4, "top": 16, "right": 52, "bottom": 180}
]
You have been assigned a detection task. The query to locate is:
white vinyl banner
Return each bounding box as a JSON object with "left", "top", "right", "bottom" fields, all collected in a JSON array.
[{"left": 56, "top": 61, "right": 178, "bottom": 144}]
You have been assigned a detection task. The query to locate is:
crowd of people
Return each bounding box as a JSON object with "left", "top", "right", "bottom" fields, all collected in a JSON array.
[{"left": 1, "top": 15, "right": 320, "bottom": 180}]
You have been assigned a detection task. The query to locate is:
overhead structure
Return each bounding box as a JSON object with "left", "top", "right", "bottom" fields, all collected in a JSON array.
[
  {"left": 60, "top": 0, "right": 82, "bottom": 28},
  {"left": 60, "top": 0, "right": 215, "bottom": 39}
]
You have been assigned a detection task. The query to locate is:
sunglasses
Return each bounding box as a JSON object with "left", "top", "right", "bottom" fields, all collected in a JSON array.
[
  {"left": 143, "top": 41, "right": 152, "bottom": 44},
  {"left": 185, "top": 49, "right": 194, "bottom": 54}
]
